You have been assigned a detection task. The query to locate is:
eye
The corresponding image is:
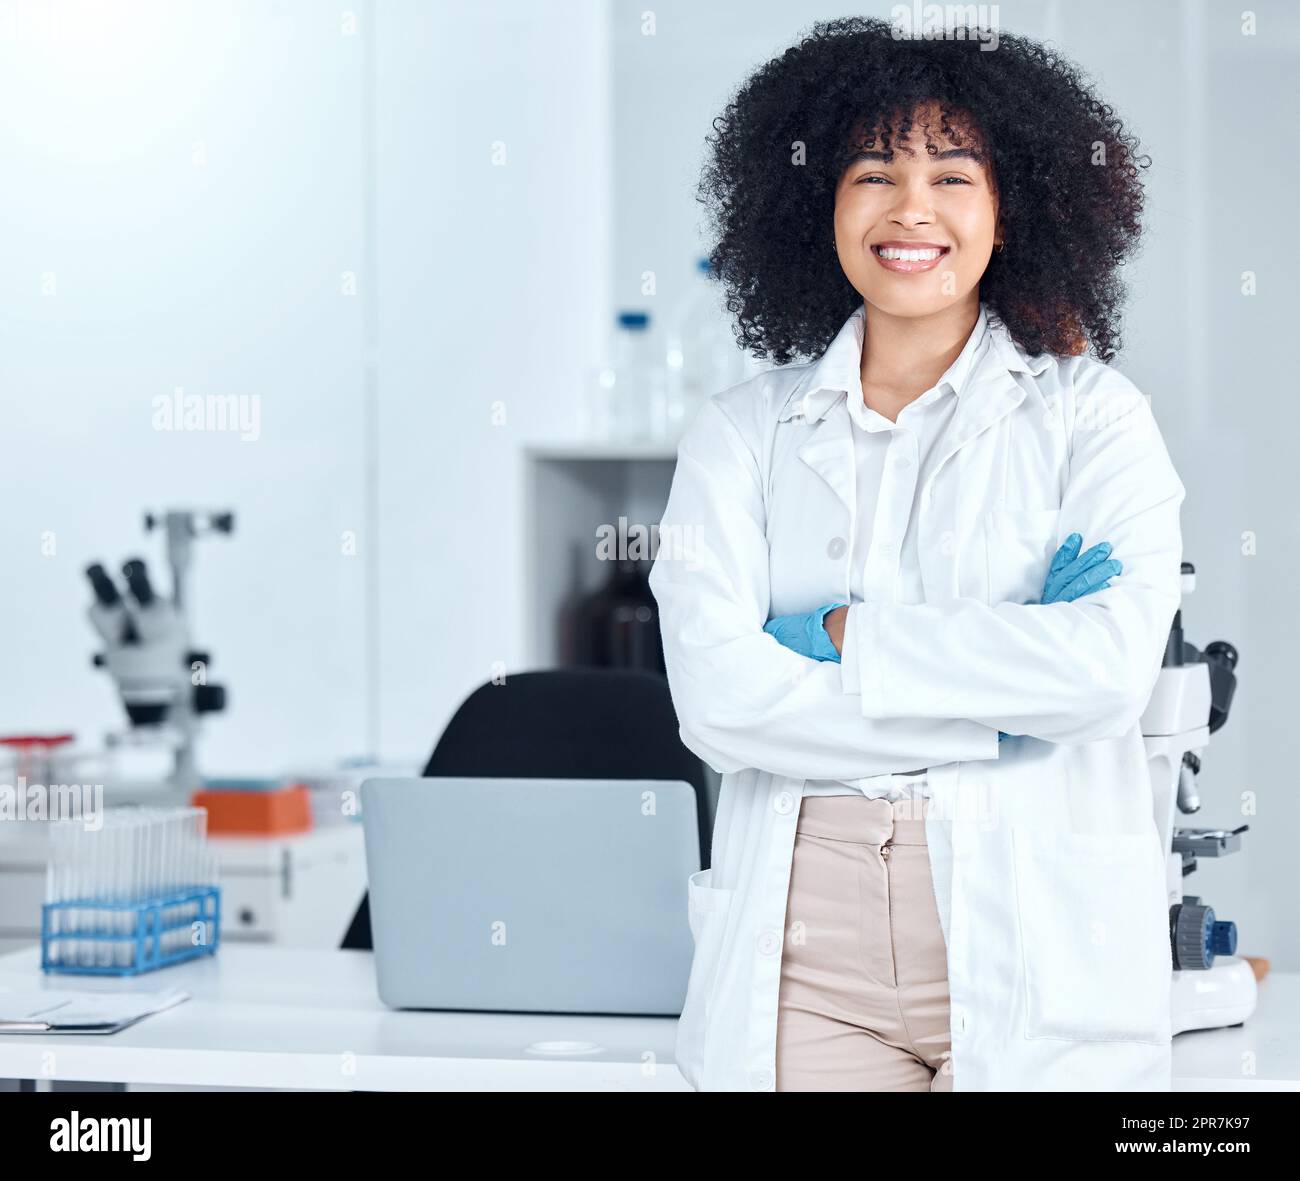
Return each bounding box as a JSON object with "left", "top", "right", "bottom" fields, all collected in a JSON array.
[
  {"left": 853, "top": 174, "right": 892, "bottom": 185},
  {"left": 936, "top": 175, "right": 973, "bottom": 185}
]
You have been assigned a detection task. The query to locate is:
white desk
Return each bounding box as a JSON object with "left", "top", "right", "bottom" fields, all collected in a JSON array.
[
  {"left": 0, "top": 945, "right": 689, "bottom": 1091},
  {"left": 0, "top": 945, "right": 1295, "bottom": 1091},
  {"left": 1171, "top": 972, "right": 1300, "bottom": 1090}
]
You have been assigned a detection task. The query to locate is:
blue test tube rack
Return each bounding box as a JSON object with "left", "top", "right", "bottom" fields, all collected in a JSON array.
[{"left": 40, "top": 886, "right": 221, "bottom": 976}]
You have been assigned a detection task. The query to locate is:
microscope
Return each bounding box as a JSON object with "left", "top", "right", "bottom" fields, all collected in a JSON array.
[
  {"left": 1141, "top": 561, "right": 1254, "bottom": 1034},
  {"left": 85, "top": 510, "right": 234, "bottom": 795}
]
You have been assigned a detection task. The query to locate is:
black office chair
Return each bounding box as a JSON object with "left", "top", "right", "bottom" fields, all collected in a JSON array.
[{"left": 340, "top": 668, "right": 710, "bottom": 950}]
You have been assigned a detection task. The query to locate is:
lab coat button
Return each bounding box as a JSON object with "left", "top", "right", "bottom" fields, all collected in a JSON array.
[
  {"left": 757, "top": 929, "right": 782, "bottom": 955},
  {"left": 827, "top": 536, "right": 847, "bottom": 559},
  {"left": 773, "top": 791, "right": 796, "bottom": 815},
  {"left": 893, "top": 453, "right": 912, "bottom": 469},
  {"left": 750, "top": 1068, "right": 774, "bottom": 1090}
]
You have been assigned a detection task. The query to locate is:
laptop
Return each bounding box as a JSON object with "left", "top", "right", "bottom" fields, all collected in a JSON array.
[{"left": 359, "top": 777, "right": 700, "bottom": 1015}]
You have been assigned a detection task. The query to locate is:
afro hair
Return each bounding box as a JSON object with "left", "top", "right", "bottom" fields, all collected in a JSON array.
[{"left": 698, "top": 16, "right": 1151, "bottom": 365}]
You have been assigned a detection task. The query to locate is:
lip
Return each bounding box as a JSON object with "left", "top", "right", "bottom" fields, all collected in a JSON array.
[{"left": 871, "top": 242, "right": 951, "bottom": 274}]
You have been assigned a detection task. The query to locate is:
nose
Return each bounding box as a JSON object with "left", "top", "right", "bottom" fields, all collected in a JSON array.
[{"left": 888, "top": 179, "right": 936, "bottom": 228}]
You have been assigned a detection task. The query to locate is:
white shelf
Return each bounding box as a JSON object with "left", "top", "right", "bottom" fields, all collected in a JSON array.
[
  {"left": 522, "top": 449, "right": 677, "bottom": 668},
  {"left": 524, "top": 442, "right": 679, "bottom": 463}
]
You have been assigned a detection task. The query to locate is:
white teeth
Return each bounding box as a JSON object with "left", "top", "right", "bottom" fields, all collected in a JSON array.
[{"left": 877, "top": 246, "right": 943, "bottom": 261}]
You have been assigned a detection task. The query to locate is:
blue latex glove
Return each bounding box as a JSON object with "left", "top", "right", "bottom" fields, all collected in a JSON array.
[
  {"left": 1040, "top": 532, "right": 1122, "bottom": 604},
  {"left": 1000, "top": 533, "right": 1123, "bottom": 742},
  {"left": 763, "top": 602, "right": 846, "bottom": 663}
]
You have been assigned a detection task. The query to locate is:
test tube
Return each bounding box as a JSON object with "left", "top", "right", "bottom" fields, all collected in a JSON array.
[
  {"left": 178, "top": 809, "right": 190, "bottom": 952},
  {"left": 174, "top": 809, "right": 184, "bottom": 954},
  {"left": 123, "top": 810, "right": 139, "bottom": 966},
  {"left": 165, "top": 809, "right": 178, "bottom": 953},
  {"left": 137, "top": 809, "right": 149, "bottom": 962},
  {"left": 156, "top": 809, "right": 165, "bottom": 955},
  {"left": 57, "top": 820, "right": 70, "bottom": 965},
  {"left": 113, "top": 814, "right": 126, "bottom": 967},
  {"left": 186, "top": 807, "right": 202, "bottom": 927},
  {"left": 44, "top": 822, "right": 62, "bottom": 964},
  {"left": 63, "top": 820, "right": 76, "bottom": 963},
  {"left": 183, "top": 808, "right": 198, "bottom": 945},
  {"left": 136, "top": 811, "right": 146, "bottom": 963},
  {"left": 91, "top": 811, "right": 103, "bottom": 967},
  {"left": 110, "top": 812, "right": 126, "bottom": 968},
  {"left": 56, "top": 819, "right": 72, "bottom": 963},
  {"left": 68, "top": 820, "right": 80, "bottom": 967},
  {"left": 93, "top": 815, "right": 106, "bottom": 969},
  {"left": 148, "top": 808, "right": 160, "bottom": 898},
  {"left": 182, "top": 814, "right": 192, "bottom": 948},
  {"left": 80, "top": 820, "right": 92, "bottom": 966},
  {"left": 151, "top": 808, "right": 163, "bottom": 958},
  {"left": 198, "top": 816, "right": 216, "bottom": 948},
  {"left": 78, "top": 820, "right": 91, "bottom": 968},
  {"left": 95, "top": 819, "right": 110, "bottom": 968},
  {"left": 111, "top": 814, "right": 124, "bottom": 967},
  {"left": 165, "top": 808, "right": 178, "bottom": 955}
]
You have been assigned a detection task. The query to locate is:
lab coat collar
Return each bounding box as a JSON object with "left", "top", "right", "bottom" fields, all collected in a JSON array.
[
  {"left": 787, "top": 302, "right": 1052, "bottom": 519},
  {"left": 777, "top": 301, "right": 1050, "bottom": 425}
]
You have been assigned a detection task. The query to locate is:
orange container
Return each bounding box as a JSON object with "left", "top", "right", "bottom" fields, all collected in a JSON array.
[{"left": 191, "top": 783, "right": 313, "bottom": 836}]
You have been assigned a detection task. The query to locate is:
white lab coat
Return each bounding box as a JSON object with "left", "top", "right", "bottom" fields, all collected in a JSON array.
[{"left": 649, "top": 302, "right": 1185, "bottom": 1092}]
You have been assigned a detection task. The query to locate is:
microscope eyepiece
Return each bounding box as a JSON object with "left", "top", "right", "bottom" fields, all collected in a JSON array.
[
  {"left": 121, "top": 558, "right": 155, "bottom": 607},
  {"left": 85, "top": 563, "right": 121, "bottom": 607}
]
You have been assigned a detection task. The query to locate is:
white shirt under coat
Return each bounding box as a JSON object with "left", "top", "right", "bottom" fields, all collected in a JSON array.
[{"left": 802, "top": 306, "right": 991, "bottom": 800}]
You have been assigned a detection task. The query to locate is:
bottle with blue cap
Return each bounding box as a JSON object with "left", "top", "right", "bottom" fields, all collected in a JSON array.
[
  {"left": 664, "top": 257, "right": 760, "bottom": 441},
  {"left": 600, "top": 309, "right": 664, "bottom": 443}
]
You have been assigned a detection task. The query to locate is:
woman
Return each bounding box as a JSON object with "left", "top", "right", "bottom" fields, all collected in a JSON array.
[{"left": 649, "top": 18, "right": 1185, "bottom": 1092}]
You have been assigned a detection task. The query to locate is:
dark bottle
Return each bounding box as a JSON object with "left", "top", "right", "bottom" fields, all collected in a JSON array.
[{"left": 573, "top": 558, "right": 665, "bottom": 673}]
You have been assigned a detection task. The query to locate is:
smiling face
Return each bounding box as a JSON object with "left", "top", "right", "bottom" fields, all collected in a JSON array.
[{"left": 833, "top": 103, "right": 1001, "bottom": 320}]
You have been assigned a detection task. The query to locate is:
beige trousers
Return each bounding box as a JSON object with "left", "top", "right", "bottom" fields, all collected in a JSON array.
[{"left": 776, "top": 793, "right": 953, "bottom": 1091}]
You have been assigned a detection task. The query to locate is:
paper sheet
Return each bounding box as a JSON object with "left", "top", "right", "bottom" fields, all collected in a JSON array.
[{"left": 0, "top": 988, "right": 190, "bottom": 1033}]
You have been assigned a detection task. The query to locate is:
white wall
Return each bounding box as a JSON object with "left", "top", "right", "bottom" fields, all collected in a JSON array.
[
  {"left": 0, "top": 0, "right": 610, "bottom": 773},
  {"left": 372, "top": 0, "right": 610, "bottom": 762},
  {"left": 609, "top": 0, "right": 1298, "bottom": 968},
  {"left": 0, "top": 0, "right": 369, "bottom": 772}
]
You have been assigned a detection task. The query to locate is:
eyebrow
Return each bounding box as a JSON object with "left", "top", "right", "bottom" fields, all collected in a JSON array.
[{"left": 848, "top": 147, "right": 980, "bottom": 164}]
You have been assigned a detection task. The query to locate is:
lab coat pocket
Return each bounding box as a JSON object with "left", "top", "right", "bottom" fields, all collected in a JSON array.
[
  {"left": 1011, "top": 828, "right": 1170, "bottom": 1044},
  {"left": 982, "top": 508, "right": 1061, "bottom": 606},
  {"left": 676, "top": 868, "right": 736, "bottom": 1088}
]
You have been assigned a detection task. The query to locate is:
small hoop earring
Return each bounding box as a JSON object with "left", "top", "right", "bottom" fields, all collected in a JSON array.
[{"left": 994, "top": 241, "right": 1005, "bottom": 254}]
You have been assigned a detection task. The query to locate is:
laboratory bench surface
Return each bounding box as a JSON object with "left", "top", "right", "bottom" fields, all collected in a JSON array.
[
  {"left": 0, "top": 945, "right": 1296, "bottom": 1092},
  {"left": 0, "top": 945, "right": 688, "bottom": 1091}
]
